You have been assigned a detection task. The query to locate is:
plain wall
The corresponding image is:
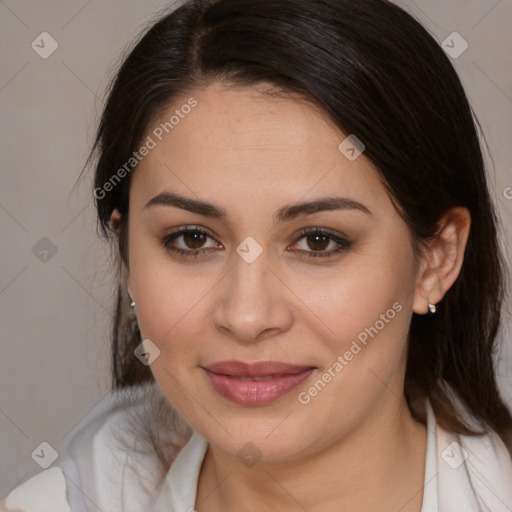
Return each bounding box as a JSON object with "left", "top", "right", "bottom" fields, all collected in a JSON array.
[{"left": 1, "top": 0, "right": 511, "bottom": 495}]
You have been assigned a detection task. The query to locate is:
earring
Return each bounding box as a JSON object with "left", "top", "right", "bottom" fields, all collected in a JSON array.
[
  {"left": 428, "top": 302, "right": 437, "bottom": 314},
  {"left": 130, "top": 301, "right": 136, "bottom": 309}
]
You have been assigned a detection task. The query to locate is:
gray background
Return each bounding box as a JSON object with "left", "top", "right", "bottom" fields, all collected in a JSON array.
[{"left": 1, "top": 0, "right": 511, "bottom": 496}]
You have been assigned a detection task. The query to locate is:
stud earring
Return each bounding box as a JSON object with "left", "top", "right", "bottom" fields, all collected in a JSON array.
[
  {"left": 428, "top": 302, "right": 437, "bottom": 314},
  {"left": 130, "top": 301, "right": 136, "bottom": 309}
]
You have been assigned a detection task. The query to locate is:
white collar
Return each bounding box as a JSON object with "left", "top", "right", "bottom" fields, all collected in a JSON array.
[
  {"left": 154, "top": 429, "right": 208, "bottom": 511},
  {"left": 5, "top": 399, "right": 512, "bottom": 511},
  {"left": 435, "top": 414, "right": 512, "bottom": 511}
]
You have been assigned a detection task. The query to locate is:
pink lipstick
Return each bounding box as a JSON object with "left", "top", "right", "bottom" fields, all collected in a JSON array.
[{"left": 202, "top": 360, "right": 315, "bottom": 405}]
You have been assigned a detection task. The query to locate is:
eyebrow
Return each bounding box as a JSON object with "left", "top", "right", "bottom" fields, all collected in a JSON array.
[{"left": 143, "top": 191, "right": 372, "bottom": 223}]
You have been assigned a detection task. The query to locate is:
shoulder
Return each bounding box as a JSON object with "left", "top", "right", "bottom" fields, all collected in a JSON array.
[
  {"left": 1, "top": 384, "right": 192, "bottom": 512},
  {"left": 1, "top": 467, "right": 69, "bottom": 512},
  {"left": 459, "top": 427, "right": 512, "bottom": 507},
  {"left": 435, "top": 413, "right": 512, "bottom": 511}
]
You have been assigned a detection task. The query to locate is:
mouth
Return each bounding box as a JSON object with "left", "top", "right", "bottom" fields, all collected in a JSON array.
[{"left": 201, "top": 360, "right": 316, "bottom": 405}]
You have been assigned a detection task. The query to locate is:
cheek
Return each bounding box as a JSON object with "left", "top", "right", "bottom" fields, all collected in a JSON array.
[
  {"left": 130, "top": 261, "right": 215, "bottom": 409},
  {"left": 127, "top": 231, "right": 216, "bottom": 359},
  {"left": 291, "top": 239, "right": 416, "bottom": 357},
  {"left": 292, "top": 250, "right": 415, "bottom": 425},
  {"left": 132, "top": 267, "right": 215, "bottom": 355}
]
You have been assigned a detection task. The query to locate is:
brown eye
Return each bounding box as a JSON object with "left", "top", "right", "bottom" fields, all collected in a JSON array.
[
  {"left": 289, "top": 228, "right": 351, "bottom": 259},
  {"left": 305, "top": 233, "right": 331, "bottom": 251},
  {"left": 161, "top": 226, "right": 222, "bottom": 259},
  {"left": 183, "top": 231, "right": 208, "bottom": 249}
]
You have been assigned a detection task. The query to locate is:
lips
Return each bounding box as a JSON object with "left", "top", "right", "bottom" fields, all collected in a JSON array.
[
  {"left": 205, "top": 360, "right": 313, "bottom": 377},
  {"left": 202, "top": 360, "right": 316, "bottom": 405}
]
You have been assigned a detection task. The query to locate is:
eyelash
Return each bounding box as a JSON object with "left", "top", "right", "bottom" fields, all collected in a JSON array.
[{"left": 161, "top": 225, "right": 351, "bottom": 260}]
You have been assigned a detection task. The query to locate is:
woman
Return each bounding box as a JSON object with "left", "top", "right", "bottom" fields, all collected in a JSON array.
[{"left": 3, "top": 0, "right": 512, "bottom": 510}]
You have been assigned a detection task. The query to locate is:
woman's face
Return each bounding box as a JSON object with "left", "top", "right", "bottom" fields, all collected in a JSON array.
[{"left": 126, "top": 81, "right": 423, "bottom": 462}]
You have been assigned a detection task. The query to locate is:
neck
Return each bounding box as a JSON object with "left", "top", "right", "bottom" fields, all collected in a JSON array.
[{"left": 196, "top": 396, "right": 428, "bottom": 512}]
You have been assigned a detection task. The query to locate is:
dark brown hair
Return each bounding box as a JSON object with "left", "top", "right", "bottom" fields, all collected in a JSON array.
[{"left": 87, "top": 0, "right": 512, "bottom": 448}]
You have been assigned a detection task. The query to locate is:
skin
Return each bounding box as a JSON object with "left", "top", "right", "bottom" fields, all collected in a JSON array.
[{"left": 114, "top": 81, "right": 471, "bottom": 511}]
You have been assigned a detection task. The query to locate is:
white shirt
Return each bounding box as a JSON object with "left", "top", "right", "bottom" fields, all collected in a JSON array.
[{"left": 2, "top": 390, "right": 512, "bottom": 512}]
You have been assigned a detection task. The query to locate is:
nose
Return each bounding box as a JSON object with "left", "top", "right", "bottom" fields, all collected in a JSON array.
[{"left": 212, "top": 248, "right": 294, "bottom": 344}]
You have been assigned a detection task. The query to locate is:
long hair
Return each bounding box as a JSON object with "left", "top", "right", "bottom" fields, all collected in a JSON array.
[{"left": 86, "top": 0, "right": 512, "bottom": 450}]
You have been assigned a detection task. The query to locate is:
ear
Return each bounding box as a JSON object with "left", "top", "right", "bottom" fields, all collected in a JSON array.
[
  {"left": 121, "top": 258, "right": 134, "bottom": 302},
  {"left": 126, "top": 276, "right": 133, "bottom": 303},
  {"left": 109, "top": 207, "right": 122, "bottom": 232},
  {"left": 413, "top": 206, "right": 471, "bottom": 315},
  {"left": 110, "top": 208, "right": 134, "bottom": 300}
]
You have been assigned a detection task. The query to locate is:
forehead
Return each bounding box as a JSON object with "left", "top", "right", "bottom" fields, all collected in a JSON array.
[{"left": 129, "top": 81, "right": 389, "bottom": 215}]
